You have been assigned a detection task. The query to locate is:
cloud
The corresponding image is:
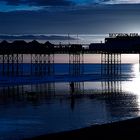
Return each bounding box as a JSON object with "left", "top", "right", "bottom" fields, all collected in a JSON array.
[
  {"left": 1, "top": 0, "right": 74, "bottom": 6},
  {"left": 1, "top": 4, "right": 140, "bottom": 34},
  {"left": 1, "top": 0, "right": 140, "bottom": 9},
  {"left": 102, "top": 0, "right": 140, "bottom": 4}
]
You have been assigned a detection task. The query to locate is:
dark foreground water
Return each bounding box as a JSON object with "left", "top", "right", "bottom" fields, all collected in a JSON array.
[{"left": 0, "top": 63, "right": 140, "bottom": 140}]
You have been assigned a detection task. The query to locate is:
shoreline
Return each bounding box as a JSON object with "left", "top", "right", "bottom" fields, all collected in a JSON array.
[{"left": 24, "top": 117, "right": 140, "bottom": 139}]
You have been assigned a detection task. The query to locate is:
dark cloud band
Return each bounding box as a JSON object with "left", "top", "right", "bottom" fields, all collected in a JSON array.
[
  {"left": 2, "top": 0, "right": 74, "bottom": 6},
  {"left": 3, "top": 0, "right": 140, "bottom": 7}
]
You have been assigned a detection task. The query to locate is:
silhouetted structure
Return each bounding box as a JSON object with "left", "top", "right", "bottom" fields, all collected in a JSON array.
[
  {"left": 1, "top": 36, "right": 140, "bottom": 76},
  {"left": 1, "top": 36, "right": 140, "bottom": 54},
  {"left": 89, "top": 36, "right": 140, "bottom": 53},
  {"left": 0, "top": 83, "right": 55, "bottom": 105},
  {"left": 69, "top": 44, "right": 84, "bottom": 76},
  {"left": 101, "top": 53, "right": 121, "bottom": 76}
]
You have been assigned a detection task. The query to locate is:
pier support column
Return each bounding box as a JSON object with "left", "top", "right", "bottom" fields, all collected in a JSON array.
[
  {"left": 3, "top": 54, "right": 10, "bottom": 76},
  {"left": 31, "top": 54, "right": 39, "bottom": 76},
  {"left": 101, "top": 53, "right": 121, "bottom": 76},
  {"left": 47, "top": 54, "right": 54, "bottom": 75},
  {"left": 69, "top": 53, "right": 84, "bottom": 76},
  {"left": 17, "top": 54, "right": 23, "bottom": 76},
  {"left": 0, "top": 54, "right": 12, "bottom": 76},
  {"left": 101, "top": 52, "right": 122, "bottom": 94},
  {"left": 0, "top": 53, "right": 23, "bottom": 77},
  {"left": 31, "top": 54, "right": 54, "bottom": 76}
]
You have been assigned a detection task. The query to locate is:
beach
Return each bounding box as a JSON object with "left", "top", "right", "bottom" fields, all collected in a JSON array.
[{"left": 24, "top": 117, "right": 140, "bottom": 139}]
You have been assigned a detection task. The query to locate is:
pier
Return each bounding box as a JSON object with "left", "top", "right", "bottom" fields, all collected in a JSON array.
[{"left": 1, "top": 35, "right": 140, "bottom": 77}]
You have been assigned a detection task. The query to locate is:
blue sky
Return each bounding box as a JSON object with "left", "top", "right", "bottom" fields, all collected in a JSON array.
[{"left": 1, "top": 0, "right": 140, "bottom": 34}]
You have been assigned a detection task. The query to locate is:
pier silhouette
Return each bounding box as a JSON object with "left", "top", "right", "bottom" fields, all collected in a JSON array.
[{"left": 1, "top": 35, "right": 140, "bottom": 76}]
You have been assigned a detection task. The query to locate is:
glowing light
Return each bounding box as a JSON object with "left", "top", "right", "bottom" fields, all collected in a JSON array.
[{"left": 123, "top": 64, "right": 140, "bottom": 94}]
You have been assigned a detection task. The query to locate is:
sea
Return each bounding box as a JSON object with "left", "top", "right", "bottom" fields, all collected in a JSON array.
[{"left": 0, "top": 34, "right": 140, "bottom": 140}]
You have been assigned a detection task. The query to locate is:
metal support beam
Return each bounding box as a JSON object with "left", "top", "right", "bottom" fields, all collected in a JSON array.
[
  {"left": 101, "top": 53, "right": 121, "bottom": 77},
  {"left": 31, "top": 54, "right": 54, "bottom": 76},
  {"left": 69, "top": 53, "right": 84, "bottom": 76}
]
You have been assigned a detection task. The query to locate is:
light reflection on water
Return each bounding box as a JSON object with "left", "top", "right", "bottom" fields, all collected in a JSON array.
[
  {"left": 0, "top": 81, "right": 139, "bottom": 140},
  {"left": 0, "top": 64, "right": 140, "bottom": 139},
  {"left": 121, "top": 64, "right": 140, "bottom": 115}
]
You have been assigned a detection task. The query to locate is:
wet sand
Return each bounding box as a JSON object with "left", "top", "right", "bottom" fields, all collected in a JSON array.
[{"left": 24, "top": 117, "right": 140, "bottom": 140}]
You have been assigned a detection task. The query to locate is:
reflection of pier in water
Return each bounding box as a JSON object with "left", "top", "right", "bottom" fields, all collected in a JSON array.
[
  {"left": 0, "top": 81, "right": 138, "bottom": 115},
  {"left": 0, "top": 82, "right": 85, "bottom": 110},
  {"left": 102, "top": 79, "right": 122, "bottom": 94},
  {"left": 0, "top": 82, "right": 85, "bottom": 101},
  {"left": 0, "top": 83, "right": 55, "bottom": 104}
]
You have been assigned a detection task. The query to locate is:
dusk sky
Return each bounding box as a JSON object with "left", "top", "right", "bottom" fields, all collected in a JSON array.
[{"left": 1, "top": 0, "right": 140, "bottom": 34}]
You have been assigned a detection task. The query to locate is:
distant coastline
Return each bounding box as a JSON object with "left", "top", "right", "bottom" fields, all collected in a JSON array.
[
  {"left": 0, "top": 34, "right": 107, "bottom": 45},
  {"left": 0, "top": 34, "right": 77, "bottom": 40}
]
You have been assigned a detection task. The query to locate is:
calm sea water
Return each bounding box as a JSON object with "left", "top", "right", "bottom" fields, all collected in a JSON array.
[
  {"left": 0, "top": 63, "right": 140, "bottom": 139},
  {"left": 0, "top": 63, "right": 134, "bottom": 75}
]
